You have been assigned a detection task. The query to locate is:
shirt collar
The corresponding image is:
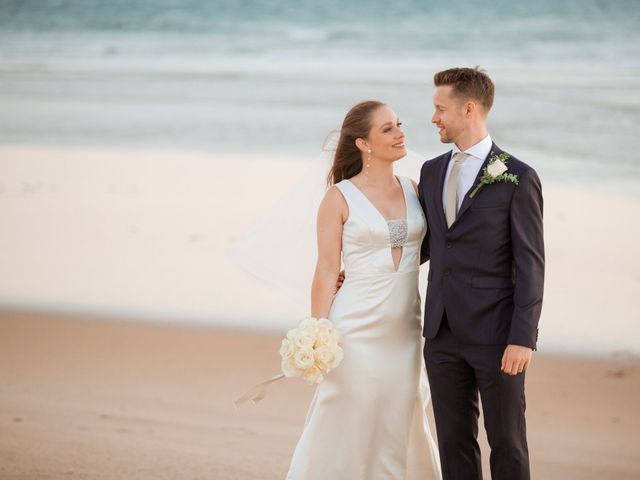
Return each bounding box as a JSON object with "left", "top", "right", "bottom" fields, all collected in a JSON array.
[{"left": 451, "top": 134, "right": 493, "bottom": 162}]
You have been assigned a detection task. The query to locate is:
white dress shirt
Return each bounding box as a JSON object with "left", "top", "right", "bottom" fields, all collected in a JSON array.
[{"left": 442, "top": 134, "right": 493, "bottom": 211}]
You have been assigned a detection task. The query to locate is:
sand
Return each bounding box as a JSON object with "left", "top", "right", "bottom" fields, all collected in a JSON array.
[
  {"left": 1, "top": 145, "right": 639, "bottom": 356},
  {"left": 1, "top": 309, "right": 639, "bottom": 479}
]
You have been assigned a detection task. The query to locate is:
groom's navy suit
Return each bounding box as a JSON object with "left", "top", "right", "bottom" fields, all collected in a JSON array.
[{"left": 418, "top": 143, "right": 544, "bottom": 480}]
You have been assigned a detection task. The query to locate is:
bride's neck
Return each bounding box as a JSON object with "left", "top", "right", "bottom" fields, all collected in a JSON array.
[{"left": 357, "top": 161, "right": 395, "bottom": 188}]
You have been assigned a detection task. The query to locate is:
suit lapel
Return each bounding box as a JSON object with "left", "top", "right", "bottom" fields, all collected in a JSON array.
[
  {"left": 434, "top": 151, "right": 452, "bottom": 230},
  {"left": 451, "top": 143, "right": 502, "bottom": 227}
]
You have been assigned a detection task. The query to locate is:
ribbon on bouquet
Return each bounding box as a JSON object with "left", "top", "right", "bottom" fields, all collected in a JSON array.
[{"left": 234, "top": 373, "right": 285, "bottom": 409}]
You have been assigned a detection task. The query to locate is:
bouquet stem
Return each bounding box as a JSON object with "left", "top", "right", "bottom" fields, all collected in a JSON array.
[{"left": 234, "top": 373, "right": 285, "bottom": 408}]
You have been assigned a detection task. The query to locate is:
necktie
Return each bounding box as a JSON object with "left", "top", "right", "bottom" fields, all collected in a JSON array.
[{"left": 445, "top": 152, "right": 469, "bottom": 227}]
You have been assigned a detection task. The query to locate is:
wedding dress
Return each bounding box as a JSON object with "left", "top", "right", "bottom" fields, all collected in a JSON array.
[{"left": 285, "top": 176, "right": 441, "bottom": 480}]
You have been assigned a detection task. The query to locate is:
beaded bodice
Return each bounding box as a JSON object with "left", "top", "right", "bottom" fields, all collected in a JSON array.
[{"left": 387, "top": 219, "right": 408, "bottom": 248}]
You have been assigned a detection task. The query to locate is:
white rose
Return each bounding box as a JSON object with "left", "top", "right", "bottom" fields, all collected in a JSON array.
[
  {"left": 317, "top": 318, "right": 333, "bottom": 331},
  {"left": 303, "top": 366, "right": 324, "bottom": 385},
  {"left": 299, "top": 317, "right": 319, "bottom": 333},
  {"left": 487, "top": 159, "right": 508, "bottom": 178},
  {"left": 316, "top": 331, "right": 335, "bottom": 348},
  {"left": 295, "top": 330, "right": 316, "bottom": 349},
  {"left": 281, "top": 357, "right": 301, "bottom": 377},
  {"left": 294, "top": 347, "right": 315, "bottom": 370},
  {"left": 314, "top": 345, "right": 336, "bottom": 370},
  {"left": 286, "top": 328, "right": 298, "bottom": 341},
  {"left": 279, "top": 338, "right": 295, "bottom": 359}
]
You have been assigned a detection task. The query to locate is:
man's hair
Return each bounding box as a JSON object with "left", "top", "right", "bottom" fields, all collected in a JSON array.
[{"left": 434, "top": 67, "right": 495, "bottom": 112}]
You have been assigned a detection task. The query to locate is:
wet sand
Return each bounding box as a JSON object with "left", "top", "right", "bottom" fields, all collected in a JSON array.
[{"left": 1, "top": 309, "right": 639, "bottom": 479}]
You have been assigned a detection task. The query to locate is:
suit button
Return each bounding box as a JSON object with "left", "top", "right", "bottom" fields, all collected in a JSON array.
[
  {"left": 444, "top": 269, "right": 450, "bottom": 275},
  {"left": 446, "top": 243, "right": 452, "bottom": 249}
]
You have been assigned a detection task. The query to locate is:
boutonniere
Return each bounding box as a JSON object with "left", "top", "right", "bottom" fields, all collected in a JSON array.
[{"left": 469, "top": 151, "right": 519, "bottom": 198}]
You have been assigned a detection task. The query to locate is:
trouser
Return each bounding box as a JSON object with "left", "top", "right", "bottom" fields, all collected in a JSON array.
[{"left": 424, "top": 314, "right": 530, "bottom": 480}]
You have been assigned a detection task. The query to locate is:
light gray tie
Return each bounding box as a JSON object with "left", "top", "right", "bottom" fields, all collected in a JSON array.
[{"left": 445, "top": 152, "right": 469, "bottom": 227}]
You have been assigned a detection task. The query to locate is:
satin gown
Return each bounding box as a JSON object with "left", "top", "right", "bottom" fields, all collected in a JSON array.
[{"left": 285, "top": 176, "right": 441, "bottom": 480}]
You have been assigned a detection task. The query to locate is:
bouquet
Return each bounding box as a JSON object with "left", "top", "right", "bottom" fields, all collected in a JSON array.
[
  {"left": 234, "top": 317, "right": 344, "bottom": 407},
  {"left": 280, "top": 317, "right": 344, "bottom": 384}
]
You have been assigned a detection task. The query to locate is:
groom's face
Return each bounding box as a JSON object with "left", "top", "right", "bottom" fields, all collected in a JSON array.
[{"left": 432, "top": 86, "right": 466, "bottom": 144}]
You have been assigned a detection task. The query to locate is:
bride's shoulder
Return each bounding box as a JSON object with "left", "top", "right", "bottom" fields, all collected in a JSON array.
[
  {"left": 409, "top": 178, "right": 418, "bottom": 194},
  {"left": 318, "top": 185, "right": 349, "bottom": 223},
  {"left": 319, "top": 184, "right": 349, "bottom": 216},
  {"left": 397, "top": 175, "right": 419, "bottom": 195}
]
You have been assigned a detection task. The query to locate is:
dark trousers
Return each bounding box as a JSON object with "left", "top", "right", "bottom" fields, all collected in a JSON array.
[{"left": 424, "top": 314, "right": 530, "bottom": 480}]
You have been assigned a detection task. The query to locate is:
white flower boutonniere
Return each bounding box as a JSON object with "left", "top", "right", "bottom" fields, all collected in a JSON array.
[{"left": 469, "top": 151, "right": 519, "bottom": 198}]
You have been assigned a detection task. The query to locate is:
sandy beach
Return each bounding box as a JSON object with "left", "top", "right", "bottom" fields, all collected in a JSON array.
[
  {"left": 1, "top": 308, "right": 639, "bottom": 479},
  {"left": 2, "top": 3, "right": 640, "bottom": 478}
]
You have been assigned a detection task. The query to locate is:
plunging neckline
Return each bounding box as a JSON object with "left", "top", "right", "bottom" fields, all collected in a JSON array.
[
  {"left": 344, "top": 176, "right": 409, "bottom": 273},
  {"left": 344, "top": 176, "right": 409, "bottom": 224}
]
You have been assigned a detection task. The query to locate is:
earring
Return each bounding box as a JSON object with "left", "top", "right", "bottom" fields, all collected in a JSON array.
[{"left": 366, "top": 149, "right": 371, "bottom": 176}]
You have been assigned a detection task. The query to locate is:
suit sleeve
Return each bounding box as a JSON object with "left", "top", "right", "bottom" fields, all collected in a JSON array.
[
  {"left": 508, "top": 168, "right": 544, "bottom": 349},
  {"left": 418, "top": 164, "right": 430, "bottom": 265}
]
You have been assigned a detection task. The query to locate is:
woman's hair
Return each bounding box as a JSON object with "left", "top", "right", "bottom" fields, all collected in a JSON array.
[{"left": 327, "top": 100, "right": 386, "bottom": 186}]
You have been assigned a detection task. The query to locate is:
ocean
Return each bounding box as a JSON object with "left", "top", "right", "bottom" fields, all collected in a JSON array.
[{"left": 1, "top": 0, "right": 639, "bottom": 178}]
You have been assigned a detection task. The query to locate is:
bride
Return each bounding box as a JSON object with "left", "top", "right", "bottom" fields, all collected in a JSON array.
[{"left": 285, "top": 100, "right": 441, "bottom": 479}]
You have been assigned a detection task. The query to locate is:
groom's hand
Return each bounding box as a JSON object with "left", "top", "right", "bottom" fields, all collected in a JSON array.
[
  {"left": 334, "top": 270, "right": 345, "bottom": 293},
  {"left": 501, "top": 345, "right": 532, "bottom": 376}
]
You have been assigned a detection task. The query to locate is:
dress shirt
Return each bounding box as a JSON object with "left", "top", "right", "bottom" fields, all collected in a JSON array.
[{"left": 442, "top": 134, "right": 493, "bottom": 211}]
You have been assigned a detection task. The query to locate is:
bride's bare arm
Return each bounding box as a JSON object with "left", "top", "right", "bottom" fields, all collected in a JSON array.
[{"left": 311, "top": 186, "right": 347, "bottom": 318}]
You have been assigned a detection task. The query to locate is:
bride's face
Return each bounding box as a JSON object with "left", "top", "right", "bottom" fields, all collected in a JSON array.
[
  {"left": 432, "top": 85, "right": 467, "bottom": 144},
  {"left": 364, "top": 106, "right": 406, "bottom": 162}
]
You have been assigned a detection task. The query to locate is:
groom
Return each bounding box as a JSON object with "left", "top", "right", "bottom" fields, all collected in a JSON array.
[{"left": 418, "top": 67, "right": 544, "bottom": 480}]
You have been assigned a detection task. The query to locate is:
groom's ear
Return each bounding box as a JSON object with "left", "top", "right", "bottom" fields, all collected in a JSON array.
[{"left": 464, "top": 100, "right": 476, "bottom": 118}]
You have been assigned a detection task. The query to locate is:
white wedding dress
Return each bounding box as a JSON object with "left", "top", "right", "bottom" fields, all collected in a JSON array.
[{"left": 285, "top": 176, "right": 441, "bottom": 480}]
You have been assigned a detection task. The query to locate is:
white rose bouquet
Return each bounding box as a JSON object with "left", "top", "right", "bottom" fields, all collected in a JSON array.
[
  {"left": 280, "top": 317, "right": 344, "bottom": 384},
  {"left": 234, "top": 317, "right": 344, "bottom": 407}
]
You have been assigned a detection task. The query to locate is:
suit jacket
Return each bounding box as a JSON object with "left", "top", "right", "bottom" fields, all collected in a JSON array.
[{"left": 418, "top": 143, "right": 544, "bottom": 349}]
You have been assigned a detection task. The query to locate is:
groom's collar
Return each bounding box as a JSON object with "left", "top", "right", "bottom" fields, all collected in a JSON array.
[{"left": 451, "top": 134, "right": 493, "bottom": 162}]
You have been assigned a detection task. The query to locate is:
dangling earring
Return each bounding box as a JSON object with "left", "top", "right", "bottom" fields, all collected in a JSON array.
[{"left": 366, "top": 149, "right": 371, "bottom": 179}]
